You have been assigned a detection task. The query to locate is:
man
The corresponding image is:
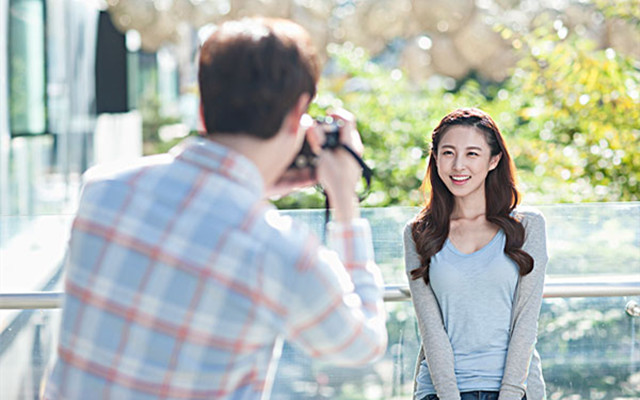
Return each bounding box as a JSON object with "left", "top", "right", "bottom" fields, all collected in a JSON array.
[{"left": 43, "top": 17, "right": 387, "bottom": 399}]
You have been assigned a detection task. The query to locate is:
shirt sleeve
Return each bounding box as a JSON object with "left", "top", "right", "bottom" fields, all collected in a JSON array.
[
  {"left": 499, "top": 210, "right": 548, "bottom": 400},
  {"left": 404, "top": 222, "right": 461, "bottom": 400},
  {"left": 283, "top": 218, "right": 388, "bottom": 366}
]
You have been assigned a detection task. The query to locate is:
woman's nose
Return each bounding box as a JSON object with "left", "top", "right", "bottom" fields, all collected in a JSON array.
[{"left": 453, "top": 155, "right": 465, "bottom": 170}]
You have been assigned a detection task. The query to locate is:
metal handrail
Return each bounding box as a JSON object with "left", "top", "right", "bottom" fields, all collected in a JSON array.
[
  {"left": 0, "top": 292, "right": 64, "bottom": 310},
  {"left": 1, "top": 276, "right": 639, "bottom": 310},
  {"left": 385, "top": 276, "right": 640, "bottom": 302}
]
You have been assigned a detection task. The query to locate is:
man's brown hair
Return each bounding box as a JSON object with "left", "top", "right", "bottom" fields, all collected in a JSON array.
[{"left": 198, "top": 18, "right": 320, "bottom": 139}]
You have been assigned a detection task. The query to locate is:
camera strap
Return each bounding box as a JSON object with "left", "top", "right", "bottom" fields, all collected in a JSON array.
[
  {"left": 320, "top": 142, "right": 373, "bottom": 242},
  {"left": 325, "top": 143, "right": 373, "bottom": 198}
]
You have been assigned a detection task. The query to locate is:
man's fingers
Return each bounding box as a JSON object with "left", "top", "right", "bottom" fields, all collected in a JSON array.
[{"left": 327, "top": 108, "right": 363, "bottom": 156}]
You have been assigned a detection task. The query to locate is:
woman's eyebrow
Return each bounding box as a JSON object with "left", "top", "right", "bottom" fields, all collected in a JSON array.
[
  {"left": 465, "top": 146, "right": 484, "bottom": 151},
  {"left": 439, "top": 144, "right": 484, "bottom": 151}
]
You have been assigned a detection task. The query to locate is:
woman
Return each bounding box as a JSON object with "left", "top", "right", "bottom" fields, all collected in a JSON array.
[{"left": 404, "top": 108, "right": 547, "bottom": 400}]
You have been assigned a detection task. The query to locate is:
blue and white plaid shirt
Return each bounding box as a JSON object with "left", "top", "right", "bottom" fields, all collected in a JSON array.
[{"left": 44, "top": 137, "right": 387, "bottom": 399}]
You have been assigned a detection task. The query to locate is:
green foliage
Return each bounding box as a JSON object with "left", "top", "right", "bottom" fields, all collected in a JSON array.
[
  {"left": 503, "top": 18, "right": 640, "bottom": 203},
  {"left": 274, "top": 44, "right": 492, "bottom": 209},
  {"left": 140, "top": 93, "right": 182, "bottom": 155},
  {"left": 274, "top": 13, "right": 640, "bottom": 209},
  {"left": 136, "top": 5, "right": 639, "bottom": 209},
  {"left": 595, "top": 0, "right": 640, "bottom": 24}
]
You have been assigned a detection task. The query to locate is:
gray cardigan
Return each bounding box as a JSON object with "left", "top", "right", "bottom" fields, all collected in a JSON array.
[{"left": 404, "top": 208, "right": 548, "bottom": 400}]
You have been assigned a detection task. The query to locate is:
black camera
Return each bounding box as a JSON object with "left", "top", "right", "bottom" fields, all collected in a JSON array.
[{"left": 288, "top": 116, "right": 342, "bottom": 171}]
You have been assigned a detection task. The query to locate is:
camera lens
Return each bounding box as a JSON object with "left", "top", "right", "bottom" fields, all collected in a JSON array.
[{"left": 293, "top": 155, "right": 308, "bottom": 168}]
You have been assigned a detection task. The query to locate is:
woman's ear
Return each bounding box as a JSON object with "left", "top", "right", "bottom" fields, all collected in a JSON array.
[{"left": 489, "top": 152, "right": 502, "bottom": 171}]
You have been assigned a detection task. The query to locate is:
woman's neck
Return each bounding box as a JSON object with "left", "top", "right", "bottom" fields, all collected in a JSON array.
[{"left": 451, "top": 193, "right": 487, "bottom": 220}]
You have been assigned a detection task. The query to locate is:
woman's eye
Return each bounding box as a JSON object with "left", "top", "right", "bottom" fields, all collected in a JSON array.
[
  {"left": 442, "top": 150, "right": 454, "bottom": 156},
  {"left": 468, "top": 152, "right": 479, "bottom": 157}
]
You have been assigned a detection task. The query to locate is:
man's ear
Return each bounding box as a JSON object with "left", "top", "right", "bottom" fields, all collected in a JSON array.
[
  {"left": 283, "top": 93, "right": 310, "bottom": 135},
  {"left": 489, "top": 152, "right": 502, "bottom": 171}
]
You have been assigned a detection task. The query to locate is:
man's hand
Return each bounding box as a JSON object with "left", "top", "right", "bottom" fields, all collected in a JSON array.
[
  {"left": 316, "top": 109, "right": 363, "bottom": 223},
  {"left": 266, "top": 167, "right": 317, "bottom": 198},
  {"left": 267, "top": 109, "right": 365, "bottom": 222},
  {"left": 267, "top": 116, "right": 318, "bottom": 198}
]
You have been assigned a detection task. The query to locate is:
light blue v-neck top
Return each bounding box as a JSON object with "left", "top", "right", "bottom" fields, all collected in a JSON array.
[{"left": 416, "top": 229, "right": 519, "bottom": 397}]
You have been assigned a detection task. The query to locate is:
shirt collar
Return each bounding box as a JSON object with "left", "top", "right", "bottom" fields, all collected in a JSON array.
[{"left": 171, "top": 136, "right": 264, "bottom": 195}]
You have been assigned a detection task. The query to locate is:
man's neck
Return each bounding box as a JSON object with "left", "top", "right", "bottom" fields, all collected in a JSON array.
[{"left": 205, "top": 132, "right": 289, "bottom": 188}]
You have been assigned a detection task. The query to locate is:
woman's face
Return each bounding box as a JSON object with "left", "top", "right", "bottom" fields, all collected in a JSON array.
[{"left": 435, "top": 125, "right": 501, "bottom": 201}]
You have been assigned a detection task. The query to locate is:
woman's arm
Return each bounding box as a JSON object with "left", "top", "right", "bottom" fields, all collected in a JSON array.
[
  {"left": 499, "top": 210, "right": 548, "bottom": 400},
  {"left": 404, "top": 223, "right": 461, "bottom": 400}
]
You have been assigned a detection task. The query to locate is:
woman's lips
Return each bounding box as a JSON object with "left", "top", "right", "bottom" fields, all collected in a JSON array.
[{"left": 450, "top": 175, "right": 471, "bottom": 185}]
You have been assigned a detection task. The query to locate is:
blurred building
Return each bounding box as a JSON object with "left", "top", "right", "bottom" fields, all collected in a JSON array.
[
  {"left": 0, "top": 0, "right": 189, "bottom": 316},
  {"left": 0, "top": 0, "right": 185, "bottom": 221}
]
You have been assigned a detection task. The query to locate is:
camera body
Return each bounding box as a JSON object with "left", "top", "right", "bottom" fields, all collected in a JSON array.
[{"left": 288, "top": 116, "right": 341, "bottom": 170}]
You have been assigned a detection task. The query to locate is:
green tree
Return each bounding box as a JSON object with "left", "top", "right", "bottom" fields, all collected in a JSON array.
[
  {"left": 274, "top": 7, "right": 640, "bottom": 209},
  {"left": 498, "top": 13, "right": 640, "bottom": 203}
]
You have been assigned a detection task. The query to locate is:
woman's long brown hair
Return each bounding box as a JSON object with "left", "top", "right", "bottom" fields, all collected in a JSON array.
[{"left": 410, "top": 108, "right": 533, "bottom": 285}]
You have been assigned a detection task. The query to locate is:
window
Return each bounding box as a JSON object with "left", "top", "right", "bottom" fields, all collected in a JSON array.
[{"left": 9, "top": 0, "right": 46, "bottom": 136}]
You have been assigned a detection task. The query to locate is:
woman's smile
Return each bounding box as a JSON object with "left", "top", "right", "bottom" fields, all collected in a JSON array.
[{"left": 450, "top": 175, "right": 471, "bottom": 185}]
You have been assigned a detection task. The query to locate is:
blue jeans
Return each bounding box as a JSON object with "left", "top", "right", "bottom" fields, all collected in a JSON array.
[{"left": 422, "top": 391, "right": 521, "bottom": 400}]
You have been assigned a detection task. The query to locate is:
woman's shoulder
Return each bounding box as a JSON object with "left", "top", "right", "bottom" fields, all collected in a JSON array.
[
  {"left": 512, "top": 206, "right": 546, "bottom": 230},
  {"left": 403, "top": 217, "right": 416, "bottom": 241},
  {"left": 513, "top": 207, "right": 548, "bottom": 258},
  {"left": 513, "top": 207, "right": 549, "bottom": 272}
]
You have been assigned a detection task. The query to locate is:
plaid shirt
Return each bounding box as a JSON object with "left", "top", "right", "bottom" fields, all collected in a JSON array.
[{"left": 44, "top": 137, "right": 387, "bottom": 399}]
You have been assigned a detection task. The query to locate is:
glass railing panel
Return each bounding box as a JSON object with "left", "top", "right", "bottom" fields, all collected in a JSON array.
[
  {"left": 0, "top": 214, "right": 71, "bottom": 369},
  {"left": 536, "top": 203, "right": 640, "bottom": 276},
  {"left": 2, "top": 203, "right": 638, "bottom": 290},
  {"left": 0, "top": 214, "right": 73, "bottom": 292},
  {"left": 0, "top": 308, "right": 62, "bottom": 400},
  {"left": 270, "top": 295, "right": 640, "bottom": 399},
  {"left": 270, "top": 300, "right": 418, "bottom": 400},
  {"left": 281, "top": 206, "right": 417, "bottom": 284},
  {"left": 1, "top": 214, "right": 70, "bottom": 400},
  {"left": 1, "top": 202, "right": 639, "bottom": 399},
  {"left": 276, "top": 203, "right": 640, "bottom": 399},
  {"left": 2, "top": 296, "right": 637, "bottom": 400},
  {"left": 282, "top": 202, "right": 640, "bottom": 283},
  {"left": 539, "top": 296, "right": 640, "bottom": 398}
]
